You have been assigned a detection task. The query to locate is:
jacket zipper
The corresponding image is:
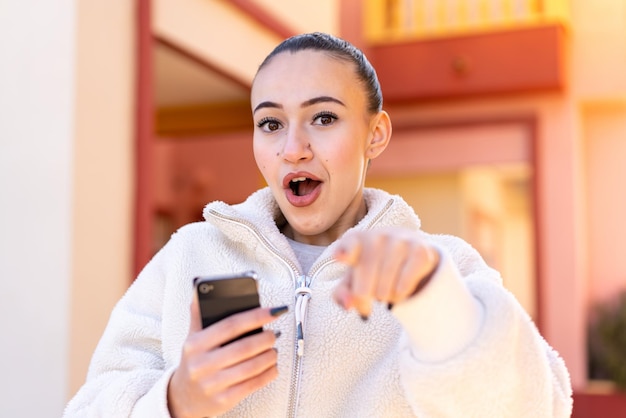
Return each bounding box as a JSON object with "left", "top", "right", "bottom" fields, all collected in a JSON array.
[
  {"left": 208, "top": 198, "right": 395, "bottom": 418},
  {"left": 286, "top": 258, "right": 334, "bottom": 418},
  {"left": 285, "top": 199, "right": 394, "bottom": 417}
]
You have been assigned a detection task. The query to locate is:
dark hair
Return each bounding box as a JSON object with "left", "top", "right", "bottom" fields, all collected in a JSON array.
[{"left": 257, "top": 32, "right": 383, "bottom": 113}]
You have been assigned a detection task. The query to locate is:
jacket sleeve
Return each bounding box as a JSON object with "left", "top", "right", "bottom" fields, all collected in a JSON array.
[
  {"left": 392, "top": 234, "right": 573, "bottom": 418},
  {"left": 63, "top": 240, "right": 176, "bottom": 418}
]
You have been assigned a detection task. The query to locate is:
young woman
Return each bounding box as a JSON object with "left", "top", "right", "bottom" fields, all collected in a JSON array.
[{"left": 65, "top": 33, "right": 573, "bottom": 417}]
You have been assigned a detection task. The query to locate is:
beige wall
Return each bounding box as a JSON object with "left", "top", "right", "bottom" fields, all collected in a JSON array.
[
  {"left": 252, "top": 0, "right": 340, "bottom": 35},
  {"left": 154, "top": 0, "right": 283, "bottom": 83},
  {"left": 460, "top": 166, "right": 536, "bottom": 319},
  {"left": 1, "top": 0, "right": 136, "bottom": 413},
  {"left": 68, "top": 0, "right": 136, "bottom": 399},
  {"left": 153, "top": 0, "right": 340, "bottom": 87},
  {"left": 0, "top": 1, "right": 75, "bottom": 416},
  {"left": 583, "top": 103, "right": 626, "bottom": 307}
]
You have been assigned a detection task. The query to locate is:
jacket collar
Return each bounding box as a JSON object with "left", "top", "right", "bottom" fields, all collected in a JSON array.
[{"left": 202, "top": 187, "right": 422, "bottom": 244}]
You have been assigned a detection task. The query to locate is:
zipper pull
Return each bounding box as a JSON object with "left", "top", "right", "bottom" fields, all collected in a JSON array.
[
  {"left": 296, "top": 322, "right": 305, "bottom": 357},
  {"left": 295, "top": 275, "right": 312, "bottom": 357}
]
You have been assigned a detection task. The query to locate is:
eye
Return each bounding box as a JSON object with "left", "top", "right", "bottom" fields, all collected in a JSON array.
[
  {"left": 257, "top": 117, "right": 282, "bottom": 133},
  {"left": 312, "top": 111, "right": 338, "bottom": 126}
]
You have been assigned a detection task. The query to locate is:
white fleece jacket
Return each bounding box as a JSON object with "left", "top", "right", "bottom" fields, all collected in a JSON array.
[{"left": 64, "top": 187, "right": 573, "bottom": 418}]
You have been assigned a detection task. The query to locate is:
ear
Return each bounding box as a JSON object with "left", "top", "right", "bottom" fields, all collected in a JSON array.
[{"left": 365, "top": 110, "right": 392, "bottom": 160}]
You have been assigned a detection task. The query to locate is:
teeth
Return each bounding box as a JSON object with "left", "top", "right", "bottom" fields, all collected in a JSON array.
[{"left": 292, "top": 177, "right": 307, "bottom": 182}]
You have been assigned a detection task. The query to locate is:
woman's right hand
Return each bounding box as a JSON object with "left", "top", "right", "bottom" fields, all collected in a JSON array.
[{"left": 167, "top": 296, "right": 287, "bottom": 418}]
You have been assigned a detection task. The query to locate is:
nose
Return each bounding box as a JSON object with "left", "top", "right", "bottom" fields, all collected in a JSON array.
[{"left": 281, "top": 126, "right": 312, "bottom": 163}]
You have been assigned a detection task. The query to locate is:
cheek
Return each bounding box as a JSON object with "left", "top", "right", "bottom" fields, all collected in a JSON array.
[
  {"left": 332, "top": 140, "right": 367, "bottom": 167},
  {"left": 253, "top": 141, "right": 280, "bottom": 180},
  {"left": 253, "top": 141, "right": 267, "bottom": 164},
  {"left": 253, "top": 151, "right": 266, "bottom": 175}
]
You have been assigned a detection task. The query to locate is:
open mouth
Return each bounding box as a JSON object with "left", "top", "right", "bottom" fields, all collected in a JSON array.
[{"left": 289, "top": 176, "right": 321, "bottom": 197}]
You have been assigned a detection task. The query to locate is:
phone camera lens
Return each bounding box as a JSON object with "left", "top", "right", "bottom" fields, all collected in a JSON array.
[{"left": 198, "top": 283, "right": 212, "bottom": 294}]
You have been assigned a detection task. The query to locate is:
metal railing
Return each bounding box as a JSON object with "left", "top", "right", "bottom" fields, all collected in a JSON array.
[{"left": 365, "top": 0, "right": 569, "bottom": 41}]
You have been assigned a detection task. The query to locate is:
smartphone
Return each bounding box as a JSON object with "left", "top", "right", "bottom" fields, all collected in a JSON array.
[{"left": 194, "top": 271, "right": 262, "bottom": 345}]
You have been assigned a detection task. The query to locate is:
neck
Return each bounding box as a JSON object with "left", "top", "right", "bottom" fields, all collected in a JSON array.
[{"left": 281, "top": 198, "right": 368, "bottom": 246}]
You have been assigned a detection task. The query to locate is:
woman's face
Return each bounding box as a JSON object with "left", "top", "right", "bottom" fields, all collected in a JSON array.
[{"left": 251, "top": 50, "right": 389, "bottom": 246}]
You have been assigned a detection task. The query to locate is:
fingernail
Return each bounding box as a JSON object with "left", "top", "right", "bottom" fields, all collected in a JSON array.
[
  {"left": 341, "top": 294, "right": 353, "bottom": 310},
  {"left": 270, "top": 305, "right": 289, "bottom": 317},
  {"left": 274, "top": 330, "right": 282, "bottom": 339},
  {"left": 334, "top": 294, "right": 346, "bottom": 310},
  {"left": 334, "top": 247, "right": 346, "bottom": 259}
]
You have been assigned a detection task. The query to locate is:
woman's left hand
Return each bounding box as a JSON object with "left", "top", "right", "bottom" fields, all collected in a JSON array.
[{"left": 332, "top": 227, "right": 439, "bottom": 318}]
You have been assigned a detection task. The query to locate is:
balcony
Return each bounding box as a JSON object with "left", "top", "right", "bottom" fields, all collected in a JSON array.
[{"left": 363, "top": 0, "right": 569, "bottom": 102}]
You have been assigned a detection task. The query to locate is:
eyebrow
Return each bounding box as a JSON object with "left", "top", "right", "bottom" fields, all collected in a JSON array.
[
  {"left": 253, "top": 101, "right": 281, "bottom": 114},
  {"left": 253, "top": 96, "right": 345, "bottom": 114},
  {"left": 302, "top": 96, "right": 345, "bottom": 108}
]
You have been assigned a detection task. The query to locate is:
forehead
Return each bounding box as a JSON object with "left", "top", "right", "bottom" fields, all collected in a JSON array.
[{"left": 251, "top": 50, "right": 364, "bottom": 107}]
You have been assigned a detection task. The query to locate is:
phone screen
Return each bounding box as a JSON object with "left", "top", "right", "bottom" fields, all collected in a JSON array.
[{"left": 194, "top": 271, "right": 262, "bottom": 344}]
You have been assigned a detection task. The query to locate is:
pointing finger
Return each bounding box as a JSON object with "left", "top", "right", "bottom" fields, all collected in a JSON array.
[{"left": 334, "top": 231, "right": 362, "bottom": 266}]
